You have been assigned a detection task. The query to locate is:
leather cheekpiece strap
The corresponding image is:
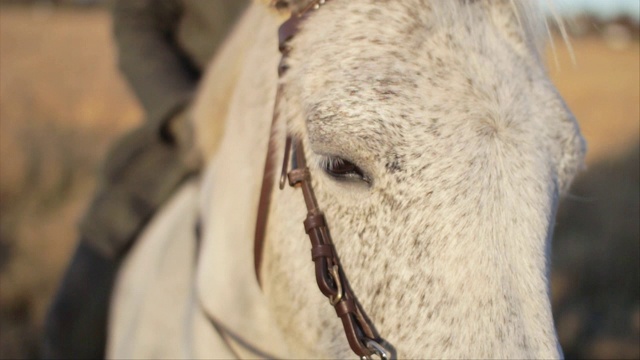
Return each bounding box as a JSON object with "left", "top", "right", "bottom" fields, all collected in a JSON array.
[
  {"left": 303, "top": 213, "right": 325, "bottom": 233},
  {"left": 290, "top": 139, "right": 380, "bottom": 357},
  {"left": 310, "top": 244, "right": 334, "bottom": 260},
  {"left": 253, "top": 1, "right": 392, "bottom": 358}
]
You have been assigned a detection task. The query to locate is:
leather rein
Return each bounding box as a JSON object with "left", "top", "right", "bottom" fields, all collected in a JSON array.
[{"left": 253, "top": 1, "right": 393, "bottom": 358}]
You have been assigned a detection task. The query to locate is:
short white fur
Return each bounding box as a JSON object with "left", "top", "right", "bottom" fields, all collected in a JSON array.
[{"left": 108, "top": 1, "right": 585, "bottom": 359}]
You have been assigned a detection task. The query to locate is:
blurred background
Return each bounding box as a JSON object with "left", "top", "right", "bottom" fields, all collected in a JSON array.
[{"left": 0, "top": 0, "right": 638, "bottom": 359}]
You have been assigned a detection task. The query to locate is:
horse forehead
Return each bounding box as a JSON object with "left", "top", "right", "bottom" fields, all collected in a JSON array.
[
  {"left": 294, "top": 25, "right": 538, "bottom": 145},
  {"left": 293, "top": 0, "right": 524, "bottom": 60},
  {"left": 291, "top": 0, "right": 536, "bottom": 113}
]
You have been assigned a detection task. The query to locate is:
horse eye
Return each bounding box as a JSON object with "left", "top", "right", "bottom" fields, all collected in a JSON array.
[{"left": 321, "top": 157, "right": 369, "bottom": 183}]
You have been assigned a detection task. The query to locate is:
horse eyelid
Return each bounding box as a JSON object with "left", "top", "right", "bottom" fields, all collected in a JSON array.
[{"left": 317, "top": 156, "right": 371, "bottom": 184}]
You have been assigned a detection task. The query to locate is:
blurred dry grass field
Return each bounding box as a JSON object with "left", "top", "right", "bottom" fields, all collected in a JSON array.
[
  {"left": 0, "top": 5, "right": 638, "bottom": 359},
  {"left": 0, "top": 6, "right": 142, "bottom": 357},
  {"left": 546, "top": 19, "right": 639, "bottom": 360}
]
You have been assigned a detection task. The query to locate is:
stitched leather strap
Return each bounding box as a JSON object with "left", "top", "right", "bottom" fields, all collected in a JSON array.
[{"left": 288, "top": 139, "right": 382, "bottom": 357}]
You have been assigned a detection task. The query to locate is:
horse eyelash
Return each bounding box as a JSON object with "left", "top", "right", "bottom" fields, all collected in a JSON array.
[
  {"left": 317, "top": 156, "right": 346, "bottom": 171},
  {"left": 316, "top": 156, "right": 371, "bottom": 183}
]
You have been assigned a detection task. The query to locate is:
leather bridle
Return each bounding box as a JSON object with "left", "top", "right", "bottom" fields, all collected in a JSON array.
[{"left": 254, "top": 1, "right": 393, "bottom": 358}]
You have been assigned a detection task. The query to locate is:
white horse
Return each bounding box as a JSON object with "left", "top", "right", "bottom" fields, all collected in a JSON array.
[{"left": 107, "top": 0, "right": 586, "bottom": 358}]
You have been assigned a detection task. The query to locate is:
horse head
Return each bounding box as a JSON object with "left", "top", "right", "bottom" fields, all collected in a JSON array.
[{"left": 257, "top": 0, "right": 585, "bottom": 358}]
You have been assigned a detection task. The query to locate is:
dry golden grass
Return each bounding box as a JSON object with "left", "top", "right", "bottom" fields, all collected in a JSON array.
[
  {"left": 0, "top": 5, "right": 637, "bottom": 359},
  {"left": 0, "top": 6, "right": 141, "bottom": 357},
  {"left": 542, "top": 32, "right": 639, "bottom": 360},
  {"left": 548, "top": 32, "right": 639, "bottom": 165}
]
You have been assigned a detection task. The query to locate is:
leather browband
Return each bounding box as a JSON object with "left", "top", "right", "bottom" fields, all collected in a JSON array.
[{"left": 253, "top": 1, "right": 393, "bottom": 358}]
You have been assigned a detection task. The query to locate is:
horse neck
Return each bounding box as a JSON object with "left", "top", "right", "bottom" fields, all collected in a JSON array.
[
  {"left": 190, "top": 3, "right": 295, "bottom": 357},
  {"left": 190, "top": 3, "right": 282, "bottom": 162}
]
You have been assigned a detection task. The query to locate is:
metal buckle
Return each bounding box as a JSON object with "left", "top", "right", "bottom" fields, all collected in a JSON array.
[
  {"left": 298, "top": 0, "right": 327, "bottom": 17},
  {"left": 328, "top": 265, "right": 343, "bottom": 305},
  {"left": 271, "top": 0, "right": 328, "bottom": 17},
  {"left": 360, "top": 339, "right": 391, "bottom": 360}
]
